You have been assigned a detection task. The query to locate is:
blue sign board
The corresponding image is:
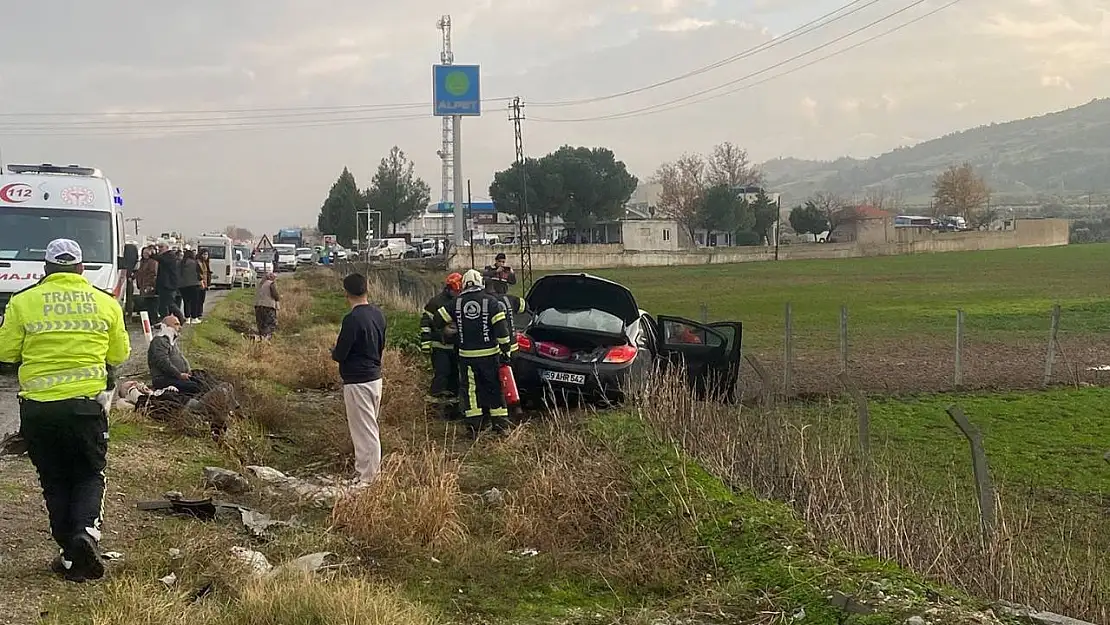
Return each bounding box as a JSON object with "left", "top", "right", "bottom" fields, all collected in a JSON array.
[
  {"left": 432, "top": 64, "right": 481, "bottom": 116},
  {"left": 433, "top": 201, "right": 495, "bottom": 214}
]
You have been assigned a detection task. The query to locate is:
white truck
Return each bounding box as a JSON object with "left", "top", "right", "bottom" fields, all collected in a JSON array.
[
  {"left": 0, "top": 163, "right": 128, "bottom": 322},
  {"left": 195, "top": 233, "right": 234, "bottom": 289}
]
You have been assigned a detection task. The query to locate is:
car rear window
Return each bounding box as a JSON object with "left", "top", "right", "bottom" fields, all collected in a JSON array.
[{"left": 535, "top": 308, "right": 624, "bottom": 334}]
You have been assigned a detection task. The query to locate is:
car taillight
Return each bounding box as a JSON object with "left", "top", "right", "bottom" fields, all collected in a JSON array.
[
  {"left": 603, "top": 345, "right": 638, "bottom": 364},
  {"left": 516, "top": 332, "right": 532, "bottom": 351}
]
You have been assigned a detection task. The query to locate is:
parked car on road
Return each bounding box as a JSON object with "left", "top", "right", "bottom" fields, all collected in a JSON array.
[
  {"left": 296, "top": 247, "right": 315, "bottom": 265},
  {"left": 511, "top": 273, "right": 743, "bottom": 405}
]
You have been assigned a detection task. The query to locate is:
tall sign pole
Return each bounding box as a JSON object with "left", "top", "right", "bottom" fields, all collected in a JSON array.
[{"left": 432, "top": 41, "right": 481, "bottom": 250}]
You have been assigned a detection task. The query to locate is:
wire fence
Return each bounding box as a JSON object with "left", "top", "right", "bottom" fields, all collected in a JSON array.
[{"left": 735, "top": 302, "right": 1110, "bottom": 398}]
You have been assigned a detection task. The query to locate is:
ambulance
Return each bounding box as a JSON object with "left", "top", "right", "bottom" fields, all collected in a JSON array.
[{"left": 0, "top": 163, "right": 128, "bottom": 322}]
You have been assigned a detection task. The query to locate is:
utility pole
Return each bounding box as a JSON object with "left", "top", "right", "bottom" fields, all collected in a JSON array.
[
  {"left": 125, "top": 217, "right": 142, "bottom": 236},
  {"left": 509, "top": 96, "right": 533, "bottom": 290},
  {"left": 435, "top": 15, "right": 454, "bottom": 244}
]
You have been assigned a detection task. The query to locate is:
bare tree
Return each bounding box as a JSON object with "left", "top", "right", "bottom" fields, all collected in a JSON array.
[
  {"left": 810, "top": 191, "right": 849, "bottom": 234},
  {"left": 862, "top": 186, "right": 904, "bottom": 213},
  {"left": 654, "top": 153, "right": 707, "bottom": 244},
  {"left": 933, "top": 163, "right": 992, "bottom": 227},
  {"left": 706, "top": 142, "right": 764, "bottom": 188}
]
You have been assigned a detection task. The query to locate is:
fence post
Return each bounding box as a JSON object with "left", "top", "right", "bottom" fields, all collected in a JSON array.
[
  {"left": 945, "top": 405, "right": 996, "bottom": 539},
  {"left": 783, "top": 302, "right": 793, "bottom": 397},
  {"left": 1043, "top": 304, "right": 1061, "bottom": 387},
  {"left": 699, "top": 302, "right": 709, "bottom": 324},
  {"left": 745, "top": 354, "right": 774, "bottom": 407},
  {"left": 837, "top": 371, "right": 870, "bottom": 458},
  {"left": 954, "top": 309, "right": 965, "bottom": 388},
  {"left": 838, "top": 305, "right": 849, "bottom": 373}
]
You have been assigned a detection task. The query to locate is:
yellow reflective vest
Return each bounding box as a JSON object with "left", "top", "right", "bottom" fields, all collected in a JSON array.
[{"left": 0, "top": 272, "right": 131, "bottom": 402}]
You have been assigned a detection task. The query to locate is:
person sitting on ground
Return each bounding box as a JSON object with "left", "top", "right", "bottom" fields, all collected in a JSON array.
[
  {"left": 147, "top": 315, "right": 211, "bottom": 396},
  {"left": 254, "top": 272, "right": 280, "bottom": 340}
]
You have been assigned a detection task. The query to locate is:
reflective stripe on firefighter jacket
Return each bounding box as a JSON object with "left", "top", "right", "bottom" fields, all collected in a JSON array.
[
  {"left": 495, "top": 293, "right": 527, "bottom": 352},
  {"left": 0, "top": 272, "right": 131, "bottom": 402},
  {"left": 420, "top": 287, "right": 457, "bottom": 351},
  {"left": 438, "top": 288, "right": 511, "bottom": 359}
]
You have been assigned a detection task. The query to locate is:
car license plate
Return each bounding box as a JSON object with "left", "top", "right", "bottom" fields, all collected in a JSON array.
[{"left": 540, "top": 370, "right": 585, "bottom": 385}]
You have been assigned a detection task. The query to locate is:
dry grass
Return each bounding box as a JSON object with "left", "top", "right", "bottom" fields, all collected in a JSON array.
[
  {"left": 69, "top": 571, "right": 438, "bottom": 625},
  {"left": 331, "top": 446, "right": 467, "bottom": 556},
  {"left": 498, "top": 418, "right": 629, "bottom": 553},
  {"left": 634, "top": 372, "right": 1109, "bottom": 623}
]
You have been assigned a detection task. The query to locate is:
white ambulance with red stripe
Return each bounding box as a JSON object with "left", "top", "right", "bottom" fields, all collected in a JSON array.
[{"left": 0, "top": 163, "right": 128, "bottom": 321}]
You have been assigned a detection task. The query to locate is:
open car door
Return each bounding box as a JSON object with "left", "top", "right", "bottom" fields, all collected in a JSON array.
[{"left": 656, "top": 316, "right": 743, "bottom": 403}]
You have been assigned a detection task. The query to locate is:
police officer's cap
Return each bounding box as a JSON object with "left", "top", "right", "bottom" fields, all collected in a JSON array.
[{"left": 45, "top": 239, "right": 82, "bottom": 266}]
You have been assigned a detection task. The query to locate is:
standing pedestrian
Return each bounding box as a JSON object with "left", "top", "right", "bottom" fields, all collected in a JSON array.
[
  {"left": 253, "top": 272, "right": 280, "bottom": 340},
  {"left": 433, "top": 269, "right": 512, "bottom": 434},
  {"left": 152, "top": 243, "right": 184, "bottom": 324},
  {"left": 0, "top": 239, "right": 130, "bottom": 582},
  {"left": 482, "top": 253, "right": 517, "bottom": 295},
  {"left": 196, "top": 249, "right": 212, "bottom": 322},
  {"left": 135, "top": 246, "right": 160, "bottom": 321},
  {"left": 178, "top": 250, "right": 202, "bottom": 324},
  {"left": 331, "top": 273, "right": 387, "bottom": 487}
]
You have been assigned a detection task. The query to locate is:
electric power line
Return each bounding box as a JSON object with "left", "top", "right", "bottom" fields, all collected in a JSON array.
[
  {"left": 0, "top": 112, "right": 430, "bottom": 137},
  {"left": 532, "top": 0, "right": 961, "bottom": 123},
  {"left": 531, "top": 0, "right": 885, "bottom": 108}
]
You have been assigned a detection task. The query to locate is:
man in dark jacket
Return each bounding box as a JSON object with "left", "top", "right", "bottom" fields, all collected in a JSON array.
[
  {"left": 152, "top": 243, "right": 184, "bottom": 324},
  {"left": 482, "top": 252, "right": 516, "bottom": 295},
  {"left": 420, "top": 272, "right": 462, "bottom": 416},
  {"left": 147, "top": 316, "right": 209, "bottom": 395}
]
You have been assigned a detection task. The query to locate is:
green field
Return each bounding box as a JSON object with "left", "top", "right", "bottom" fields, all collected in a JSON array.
[{"left": 556, "top": 244, "right": 1110, "bottom": 348}]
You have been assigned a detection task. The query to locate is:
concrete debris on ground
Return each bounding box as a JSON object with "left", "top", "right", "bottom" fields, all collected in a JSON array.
[
  {"left": 995, "top": 602, "right": 1097, "bottom": 625},
  {"left": 239, "top": 508, "right": 293, "bottom": 538},
  {"left": 244, "top": 465, "right": 345, "bottom": 507},
  {"left": 203, "top": 466, "right": 251, "bottom": 494},
  {"left": 230, "top": 547, "right": 336, "bottom": 578},
  {"left": 905, "top": 616, "right": 926, "bottom": 625},
  {"left": 481, "top": 487, "right": 504, "bottom": 506},
  {"left": 159, "top": 572, "right": 178, "bottom": 588}
]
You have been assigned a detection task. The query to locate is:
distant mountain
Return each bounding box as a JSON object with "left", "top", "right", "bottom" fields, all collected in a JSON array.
[{"left": 762, "top": 98, "right": 1110, "bottom": 204}]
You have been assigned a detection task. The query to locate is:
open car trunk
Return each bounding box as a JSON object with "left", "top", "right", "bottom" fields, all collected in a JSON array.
[{"left": 524, "top": 324, "right": 628, "bottom": 364}]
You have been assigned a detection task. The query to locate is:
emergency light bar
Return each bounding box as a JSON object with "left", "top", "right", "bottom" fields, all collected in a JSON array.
[{"left": 5, "top": 163, "right": 103, "bottom": 178}]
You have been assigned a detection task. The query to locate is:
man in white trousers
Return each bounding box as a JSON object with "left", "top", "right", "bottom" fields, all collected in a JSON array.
[{"left": 331, "top": 273, "right": 387, "bottom": 486}]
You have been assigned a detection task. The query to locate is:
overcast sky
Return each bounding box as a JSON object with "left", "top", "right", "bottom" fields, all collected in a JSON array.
[{"left": 1, "top": 0, "right": 1106, "bottom": 237}]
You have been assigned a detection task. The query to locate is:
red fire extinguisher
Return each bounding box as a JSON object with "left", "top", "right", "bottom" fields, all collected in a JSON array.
[{"left": 499, "top": 363, "right": 520, "bottom": 406}]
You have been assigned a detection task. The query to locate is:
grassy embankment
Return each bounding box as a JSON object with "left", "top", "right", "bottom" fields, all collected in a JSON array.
[{"left": 27, "top": 267, "right": 1022, "bottom": 625}]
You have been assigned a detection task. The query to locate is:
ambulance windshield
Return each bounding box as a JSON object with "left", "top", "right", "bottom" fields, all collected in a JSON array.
[{"left": 0, "top": 207, "right": 113, "bottom": 263}]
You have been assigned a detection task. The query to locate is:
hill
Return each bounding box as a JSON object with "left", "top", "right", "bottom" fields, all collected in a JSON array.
[{"left": 763, "top": 97, "right": 1110, "bottom": 203}]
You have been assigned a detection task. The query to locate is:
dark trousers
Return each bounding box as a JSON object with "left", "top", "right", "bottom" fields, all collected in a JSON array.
[
  {"left": 152, "top": 369, "right": 214, "bottom": 397},
  {"left": 458, "top": 355, "right": 508, "bottom": 431},
  {"left": 19, "top": 397, "right": 108, "bottom": 553},
  {"left": 180, "top": 286, "right": 201, "bottom": 318},
  {"left": 197, "top": 289, "right": 208, "bottom": 318},
  {"left": 157, "top": 288, "right": 184, "bottom": 323},
  {"left": 430, "top": 348, "right": 459, "bottom": 398}
]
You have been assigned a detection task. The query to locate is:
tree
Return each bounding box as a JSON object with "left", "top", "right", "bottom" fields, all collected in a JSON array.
[
  {"left": 654, "top": 153, "right": 707, "bottom": 243},
  {"left": 789, "top": 201, "right": 828, "bottom": 236},
  {"left": 933, "top": 163, "right": 993, "bottom": 228},
  {"left": 365, "top": 146, "right": 432, "bottom": 235},
  {"left": 862, "top": 185, "right": 904, "bottom": 213},
  {"left": 809, "top": 191, "right": 849, "bottom": 234},
  {"left": 490, "top": 146, "right": 637, "bottom": 238},
  {"left": 316, "top": 167, "right": 360, "bottom": 245},
  {"left": 223, "top": 225, "right": 253, "bottom": 241},
  {"left": 699, "top": 183, "right": 753, "bottom": 234},
  {"left": 749, "top": 190, "right": 779, "bottom": 244},
  {"left": 706, "top": 141, "right": 764, "bottom": 188}
]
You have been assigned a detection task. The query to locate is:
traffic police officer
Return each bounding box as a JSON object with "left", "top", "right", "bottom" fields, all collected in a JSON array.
[
  {"left": 420, "top": 272, "right": 463, "bottom": 416},
  {"left": 433, "top": 269, "right": 512, "bottom": 434},
  {"left": 0, "top": 239, "right": 131, "bottom": 582}
]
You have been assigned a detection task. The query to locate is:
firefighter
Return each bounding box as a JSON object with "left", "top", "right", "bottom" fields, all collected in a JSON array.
[
  {"left": 0, "top": 239, "right": 131, "bottom": 582},
  {"left": 420, "top": 272, "right": 463, "bottom": 417},
  {"left": 484, "top": 279, "right": 528, "bottom": 355},
  {"left": 433, "top": 269, "right": 512, "bottom": 434}
]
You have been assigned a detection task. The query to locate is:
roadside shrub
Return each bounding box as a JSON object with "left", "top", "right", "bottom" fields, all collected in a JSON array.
[{"left": 331, "top": 446, "right": 466, "bottom": 556}]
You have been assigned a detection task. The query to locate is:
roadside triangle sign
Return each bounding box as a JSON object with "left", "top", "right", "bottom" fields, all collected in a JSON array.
[{"left": 255, "top": 235, "right": 273, "bottom": 252}]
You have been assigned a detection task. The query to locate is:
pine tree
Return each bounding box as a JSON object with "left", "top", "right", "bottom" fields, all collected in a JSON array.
[{"left": 316, "top": 168, "right": 361, "bottom": 246}]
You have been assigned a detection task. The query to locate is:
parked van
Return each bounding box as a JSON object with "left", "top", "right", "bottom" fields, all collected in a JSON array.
[
  {"left": 365, "top": 238, "right": 408, "bottom": 260},
  {"left": 196, "top": 234, "right": 234, "bottom": 289}
]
